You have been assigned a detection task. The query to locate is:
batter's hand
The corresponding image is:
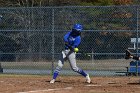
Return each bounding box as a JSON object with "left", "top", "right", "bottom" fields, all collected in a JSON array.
[{"left": 65, "top": 42, "right": 74, "bottom": 51}]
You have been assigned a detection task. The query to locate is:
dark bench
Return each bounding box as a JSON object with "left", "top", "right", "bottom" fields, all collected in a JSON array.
[{"left": 0, "top": 63, "right": 3, "bottom": 73}]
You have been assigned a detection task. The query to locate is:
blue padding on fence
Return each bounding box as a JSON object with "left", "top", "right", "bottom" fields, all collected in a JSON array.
[
  {"left": 129, "top": 67, "right": 140, "bottom": 72},
  {"left": 130, "top": 61, "right": 140, "bottom": 66},
  {"left": 128, "top": 61, "right": 140, "bottom": 73}
]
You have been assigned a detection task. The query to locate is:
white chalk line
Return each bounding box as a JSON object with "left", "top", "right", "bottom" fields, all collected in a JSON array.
[
  {"left": 85, "top": 84, "right": 101, "bottom": 87},
  {"left": 17, "top": 87, "right": 72, "bottom": 93}
]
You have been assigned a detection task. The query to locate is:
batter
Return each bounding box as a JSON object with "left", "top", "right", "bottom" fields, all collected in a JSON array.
[{"left": 50, "top": 24, "right": 91, "bottom": 84}]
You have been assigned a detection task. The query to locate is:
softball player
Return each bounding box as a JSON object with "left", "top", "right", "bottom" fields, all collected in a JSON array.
[
  {"left": 125, "top": 49, "right": 140, "bottom": 60},
  {"left": 50, "top": 24, "right": 91, "bottom": 84}
]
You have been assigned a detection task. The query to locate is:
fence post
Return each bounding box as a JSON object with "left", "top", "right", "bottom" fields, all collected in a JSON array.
[
  {"left": 51, "top": 8, "right": 55, "bottom": 75},
  {"left": 136, "top": 6, "right": 139, "bottom": 76}
]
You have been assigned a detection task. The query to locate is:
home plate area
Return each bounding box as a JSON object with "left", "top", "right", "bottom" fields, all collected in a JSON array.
[{"left": 0, "top": 75, "right": 140, "bottom": 93}]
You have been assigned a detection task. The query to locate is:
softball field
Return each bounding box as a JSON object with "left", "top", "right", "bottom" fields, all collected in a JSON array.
[{"left": 0, "top": 74, "right": 140, "bottom": 93}]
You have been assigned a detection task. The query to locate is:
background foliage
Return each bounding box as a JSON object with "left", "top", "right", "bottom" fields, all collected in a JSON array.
[
  {"left": 0, "top": 0, "right": 138, "bottom": 7},
  {"left": 0, "top": 0, "right": 139, "bottom": 61}
]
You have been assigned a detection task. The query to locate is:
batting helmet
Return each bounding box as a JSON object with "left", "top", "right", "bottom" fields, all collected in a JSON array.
[{"left": 72, "top": 24, "right": 83, "bottom": 31}]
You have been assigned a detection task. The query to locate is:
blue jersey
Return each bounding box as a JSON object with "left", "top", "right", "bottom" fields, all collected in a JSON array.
[{"left": 64, "top": 31, "right": 81, "bottom": 49}]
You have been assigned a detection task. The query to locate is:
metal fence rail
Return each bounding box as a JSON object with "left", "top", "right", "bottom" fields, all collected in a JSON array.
[{"left": 0, "top": 6, "right": 140, "bottom": 76}]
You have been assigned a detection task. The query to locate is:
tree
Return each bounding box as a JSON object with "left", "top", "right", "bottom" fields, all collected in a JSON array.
[
  {"left": 113, "top": 0, "right": 133, "bottom": 5},
  {"left": 80, "top": 0, "right": 113, "bottom": 5},
  {"left": 0, "top": 0, "right": 50, "bottom": 7}
]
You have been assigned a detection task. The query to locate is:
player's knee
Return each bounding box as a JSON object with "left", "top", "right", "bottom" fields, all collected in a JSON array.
[
  {"left": 58, "top": 60, "right": 63, "bottom": 68},
  {"left": 72, "top": 67, "right": 78, "bottom": 72}
]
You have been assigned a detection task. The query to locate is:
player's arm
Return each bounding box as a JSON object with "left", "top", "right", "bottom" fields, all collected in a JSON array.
[
  {"left": 63, "top": 32, "right": 74, "bottom": 51},
  {"left": 73, "top": 36, "right": 81, "bottom": 48},
  {"left": 66, "top": 37, "right": 81, "bottom": 52}
]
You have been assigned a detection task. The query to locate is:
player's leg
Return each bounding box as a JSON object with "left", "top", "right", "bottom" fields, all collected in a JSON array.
[
  {"left": 125, "top": 49, "right": 140, "bottom": 60},
  {"left": 50, "top": 51, "right": 66, "bottom": 83},
  {"left": 67, "top": 52, "right": 91, "bottom": 83}
]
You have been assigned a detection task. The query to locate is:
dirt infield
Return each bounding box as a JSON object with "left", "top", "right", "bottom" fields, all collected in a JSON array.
[{"left": 0, "top": 74, "right": 140, "bottom": 93}]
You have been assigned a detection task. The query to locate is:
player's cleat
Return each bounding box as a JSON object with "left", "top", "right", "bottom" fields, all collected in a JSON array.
[
  {"left": 50, "top": 79, "right": 55, "bottom": 84},
  {"left": 125, "top": 49, "right": 131, "bottom": 59},
  {"left": 86, "top": 74, "right": 91, "bottom": 83}
]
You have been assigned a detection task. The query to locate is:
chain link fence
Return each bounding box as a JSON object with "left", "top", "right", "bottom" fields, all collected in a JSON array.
[{"left": 0, "top": 6, "right": 140, "bottom": 76}]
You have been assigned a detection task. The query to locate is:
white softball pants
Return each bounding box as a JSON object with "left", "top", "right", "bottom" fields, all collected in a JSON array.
[{"left": 55, "top": 49, "right": 81, "bottom": 73}]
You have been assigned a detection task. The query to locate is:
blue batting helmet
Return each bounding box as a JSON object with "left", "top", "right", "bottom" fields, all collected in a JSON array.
[{"left": 72, "top": 24, "right": 83, "bottom": 31}]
